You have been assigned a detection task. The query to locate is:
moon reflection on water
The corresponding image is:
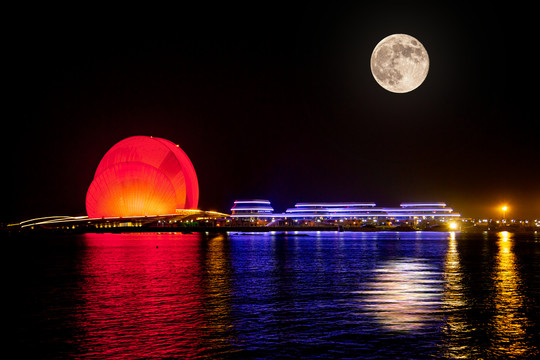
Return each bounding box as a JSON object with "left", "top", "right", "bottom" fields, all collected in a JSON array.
[{"left": 356, "top": 259, "right": 443, "bottom": 331}]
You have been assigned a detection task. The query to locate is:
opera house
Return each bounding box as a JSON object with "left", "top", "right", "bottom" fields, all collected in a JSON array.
[
  {"left": 85, "top": 135, "right": 199, "bottom": 218},
  {"left": 16, "top": 135, "right": 228, "bottom": 231}
]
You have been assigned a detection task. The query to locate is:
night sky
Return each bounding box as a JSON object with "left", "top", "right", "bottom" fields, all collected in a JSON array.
[{"left": 4, "top": 3, "right": 539, "bottom": 222}]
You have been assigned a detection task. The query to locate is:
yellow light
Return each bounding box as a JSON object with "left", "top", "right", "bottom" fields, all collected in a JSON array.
[
  {"left": 502, "top": 206, "right": 508, "bottom": 212},
  {"left": 449, "top": 222, "right": 458, "bottom": 230}
]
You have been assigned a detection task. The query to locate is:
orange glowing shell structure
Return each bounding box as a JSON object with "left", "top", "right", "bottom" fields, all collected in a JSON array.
[{"left": 86, "top": 136, "right": 199, "bottom": 218}]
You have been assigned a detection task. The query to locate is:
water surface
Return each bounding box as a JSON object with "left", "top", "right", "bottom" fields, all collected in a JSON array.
[{"left": 10, "top": 231, "right": 540, "bottom": 359}]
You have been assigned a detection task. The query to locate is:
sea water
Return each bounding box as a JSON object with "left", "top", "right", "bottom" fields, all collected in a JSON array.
[{"left": 9, "top": 231, "right": 540, "bottom": 359}]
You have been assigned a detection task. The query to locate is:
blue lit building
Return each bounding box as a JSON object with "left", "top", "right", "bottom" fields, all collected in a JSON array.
[
  {"left": 230, "top": 199, "right": 274, "bottom": 215},
  {"left": 230, "top": 200, "right": 460, "bottom": 227},
  {"left": 230, "top": 199, "right": 276, "bottom": 225}
]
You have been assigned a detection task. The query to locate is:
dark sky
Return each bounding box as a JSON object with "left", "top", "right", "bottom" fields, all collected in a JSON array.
[{"left": 3, "top": 2, "right": 539, "bottom": 221}]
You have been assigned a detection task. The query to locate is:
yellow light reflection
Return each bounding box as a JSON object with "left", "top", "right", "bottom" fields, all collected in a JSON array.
[
  {"left": 202, "top": 234, "right": 234, "bottom": 349},
  {"left": 441, "top": 232, "right": 480, "bottom": 359},
  {"left": 443, "top": 232, "right": 465, "bottom": 311},
  {"left": 488, "top": 231, "right": 530, "bottom": 358}
]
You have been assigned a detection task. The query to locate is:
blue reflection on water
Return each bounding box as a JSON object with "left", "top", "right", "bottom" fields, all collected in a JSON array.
[{"left": 227, "top": 231, "right": 451, "bottom": 358}]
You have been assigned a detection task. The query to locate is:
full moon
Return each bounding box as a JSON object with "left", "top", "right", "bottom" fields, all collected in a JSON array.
[{"left": 370, "top": 34, "right": 429, "bottom": 93}]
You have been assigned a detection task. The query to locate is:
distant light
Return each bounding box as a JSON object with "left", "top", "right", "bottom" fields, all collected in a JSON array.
[
  {"left": 449, "top": 222, "right": 458, "bottom": 230},
  {"left": 502, "top": 206, "right": 508, "bottom": 212}
]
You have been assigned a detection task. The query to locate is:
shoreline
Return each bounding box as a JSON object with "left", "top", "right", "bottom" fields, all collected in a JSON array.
[{"left": 4, "top": 225, "right": 538, "bottom": 236}]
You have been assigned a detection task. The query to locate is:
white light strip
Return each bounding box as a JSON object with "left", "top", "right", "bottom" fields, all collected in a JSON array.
[
  {"left": 21, "top": 216, "right": 90, "bottom": 228},
  {"left": 20, "top": 215, "right": 73, "bottom": 225}
]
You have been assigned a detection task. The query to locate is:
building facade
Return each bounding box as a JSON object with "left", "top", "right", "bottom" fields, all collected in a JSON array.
[{"left": 230, "top": 200, "right": 461, "bottom": 228}]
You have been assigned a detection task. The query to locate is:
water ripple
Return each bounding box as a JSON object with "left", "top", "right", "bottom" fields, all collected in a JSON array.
[{"left": 9, "top": 231, "right": 540, "bottom": 359}]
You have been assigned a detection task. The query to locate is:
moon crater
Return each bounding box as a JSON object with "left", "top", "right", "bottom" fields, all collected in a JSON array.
[{"left": 370, "top": 34, "right": 429, "bottom": 93}]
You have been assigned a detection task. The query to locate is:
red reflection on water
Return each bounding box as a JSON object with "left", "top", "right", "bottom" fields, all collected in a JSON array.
[{"left": 76, "top": 233, "right": 207, "bottom": 358}]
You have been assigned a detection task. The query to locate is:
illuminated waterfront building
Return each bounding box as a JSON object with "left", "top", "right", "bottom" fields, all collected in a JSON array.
[
  {"left": 230, "top": 200, "right": 461, "bottom": 224},
  {"left": 86, "top": 136, "right": 199, "bottom": 218},
  {"left": 230, "top": 200, "right": 274, "bottom": 216},
  {"left": 230, "top": 200, "right": 275, "bottom": 226}
]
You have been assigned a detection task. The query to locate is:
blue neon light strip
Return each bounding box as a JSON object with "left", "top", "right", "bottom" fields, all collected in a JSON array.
[
  {"left": 382, "top": 208, "right": 453, "bottom": 212},
  {"left": 295, "top": 203, "right": 376, "bottom": 207},
  {"left": 400, "top": 203, "right": 447, "bottom": 207},
  {"left": 231, "top": 207, "right": 274, "bottom": 211},
  {"left": 234, "top": 200, "right": 271, "bottom": 205}
]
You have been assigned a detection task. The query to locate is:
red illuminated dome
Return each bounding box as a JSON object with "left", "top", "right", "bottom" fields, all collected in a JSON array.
[{"left": 86, "top": 136, "right": 199, "bottom": 218}]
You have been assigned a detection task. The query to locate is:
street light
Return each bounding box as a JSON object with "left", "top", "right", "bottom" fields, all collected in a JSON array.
[{"left": 501, "top": 206, "right": 508, "bottom": 223}]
